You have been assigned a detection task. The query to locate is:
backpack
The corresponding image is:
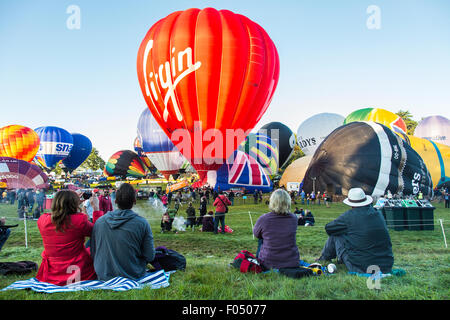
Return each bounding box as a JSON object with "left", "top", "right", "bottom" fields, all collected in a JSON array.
[
  {"left": 150, "top": 246, "right": 186, "bottom": 271},
  {"left": 0, "top": 261, "right": 38, "bottom": 275},
  {"left": 231, "top": 250, "right": 267, "bottom": 274}
]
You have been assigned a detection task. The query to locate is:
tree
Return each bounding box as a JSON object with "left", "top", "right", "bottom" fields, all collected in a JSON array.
[
  {"left": 396, "top": 110, "right": 418, "bottom": 135},
  {"left": 80, "top": 147, "right": 106, "bottom": 171}
]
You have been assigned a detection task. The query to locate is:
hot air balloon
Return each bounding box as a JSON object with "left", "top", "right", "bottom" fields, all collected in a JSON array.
[
  {"left": 61, "top": 133, "right": 92, "bottom": 172},
  {"left": 408, "top": 135, "right": 450, "bottom": 189},
  {"left": 414, "top": 115, "right": 450, "bottom": 147},
  {"left": 296, "top": 113, "right": 345, "bottom": 156},
  {"left": 137, "top": 108, "right": 186, "bottom": 180},
  {"left": 104, "top": 150, "right": 148, "bottom": 178},
  {"left": 238, "top": 132, "right": 279, "bottom": 177},
  {"left": 0, "top": 125, "right": 40, "bottom": 162},
  {"left": 137, "top": 8, "right": 280, "bottom": 182},
  {"left": 34, "top": 126, "right": 74, "bottom": 170},
  {"left": 259, "top": 122, "right": 296, "bottom": 168},
  {"left": 279, "top": 155, "right": 313, "bottom": 189},
  {"left": 0, "top": 157, "right": 49, "bottom": 190},
  {"left": 208, "top": 150, "right": 272, "bottom": 193},
  {"left": 344, "top": 107, "right": 410, "bottom": 143},
  {"left": 302, "top": 122, "right": 433, "bottom": 198}
]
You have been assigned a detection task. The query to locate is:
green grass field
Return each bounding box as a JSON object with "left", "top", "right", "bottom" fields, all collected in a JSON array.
[{"left": 0, "top": 197, "right": 449, "bottom": 300}]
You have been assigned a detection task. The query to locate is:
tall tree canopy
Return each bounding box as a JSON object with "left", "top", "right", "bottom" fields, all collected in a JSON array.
[{"left": 396, "top": 110, "right": 418, "bottom": 135}]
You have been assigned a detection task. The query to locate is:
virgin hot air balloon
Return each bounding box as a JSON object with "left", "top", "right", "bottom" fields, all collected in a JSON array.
[
  {"left": 414, "top": 115, "right": 450, "bottom": 147},
  {"left": 0, "top": 157, "right": 49, "bottom": 190},
  {"left": 259, "top": 122, "right": 296, "bottom": 168},
  {"left": 61, "top": 133, "right": 92, "bottom": 172},
  {"left": 296, "top": 113, "right": 345, "bottom": 156},
  {"left": 302, "top": 122, "right": 433, "bottom": 198},
  {"left": 137, "top": 8, "right": 280, "bottom": 182},
  {"left": 137, "top": 108, "right": 185, "bottom": 180},
  {"left": 104, "top": 150, "right": 147, "bottom": 178},
  {"left": 34, "top": 126, "right": 74, "bottom": 170},
  {"left": 0, "top": 125, "right": 40, "bottom": 163}
]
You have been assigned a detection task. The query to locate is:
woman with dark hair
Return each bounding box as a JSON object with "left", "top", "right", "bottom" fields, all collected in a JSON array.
[{"left": 36, "top": 190, "right": 101, "bottom": 285}]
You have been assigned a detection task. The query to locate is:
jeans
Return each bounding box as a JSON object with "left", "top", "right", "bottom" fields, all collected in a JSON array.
[
  {"left": 256, "top": 238, "right": 263, "bottom": 258},
  {"left": 214, "top": 212, "right": 225, "bottom": 233},
  {"left": 445, "top": 199, "right": 449, "bottom": 208},
  {"left": 319, "top": 235, "right": 361, "bottom": 273},
  {"left": 0, "top": 229, "right": 11, "bottom": 251}
]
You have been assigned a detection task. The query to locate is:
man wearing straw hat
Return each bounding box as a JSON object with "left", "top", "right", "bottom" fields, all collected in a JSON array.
[{"left": 317, "top": 188, "right": 394, "bottom": 274}]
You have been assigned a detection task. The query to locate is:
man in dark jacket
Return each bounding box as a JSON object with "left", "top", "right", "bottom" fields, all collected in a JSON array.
[
  {"left": 90, "top": 183, "right": 155, "bottom": 281},
  {"left": 317, "top": 188, "right": 394, "bottom": 274}
]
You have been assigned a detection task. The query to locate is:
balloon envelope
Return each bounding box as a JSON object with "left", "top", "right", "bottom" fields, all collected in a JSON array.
[
  {"left": 344, "top": 108, "right": 408, "bottom": 136},
  {"left": 297, "top": 113, "right": 345, "bottom": 156},
  {"left": 414, "top": 115, "right": 450, "bottom": 147},
  {"left": 62, "top": 133, "right": 92, "bottom": 172},
  {"left": 408, "top": 135, "right": 450, "bottom": 189},
  {"left": 137, "top": 7, "right": 280, "bottom": 180},
  {"left": 238, "top": 133, "right": 279, "bottom": 177},
  {"left": 209, "top": 150, "right": 272, "bottom": 193},
  {"left": 259, "top": 122, "right": 296, "bottom": 168},
  {"left": 34, "top": 126, "right": 74, "bottom": 169},
  {"left": 105, "top": 150, "right": 147, "bottom": 178},
  {"left": 0, "top": 157, "right": 49, "bottom": 190},
  {"left": 0, "top": 125, "right": 40, "bottom": 162},
  {"left": 137, "top": 108, "right": 185, "bottom": 179},
  {"left": 302, "top": 122, "right": 433, "bottom": 198},
  {"left": 279, "top": 155, "right": 313, "bottom": 189}
]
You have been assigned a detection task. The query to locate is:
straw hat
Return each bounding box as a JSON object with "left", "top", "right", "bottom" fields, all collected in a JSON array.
[{"left": 343, "top": 188, "right": 373, "bottom": 207}]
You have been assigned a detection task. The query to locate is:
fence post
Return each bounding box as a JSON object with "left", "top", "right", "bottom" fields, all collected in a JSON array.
[
  {"left": 249, "top": 211, "right": 254, "bottom": 240},
  {"left": 24, "top": 216, "right": 28, "bottom": 248},
  {"left": 440, "top": 219, "right": 447, "bottom": 248}
]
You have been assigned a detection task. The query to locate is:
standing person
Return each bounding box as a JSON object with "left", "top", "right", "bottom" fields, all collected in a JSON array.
[
  {"left": 35, "top": 190, "right": 100, "bottom": 286},
  {"left": 168, "top": 190, "right": 173, "bottom": 205},
  {"left": 110, "top": 188, "right": 116, "bottom": 210},
  {"left": 185, "top": 202, "right": 196, "bottom": 230},
  {"left": 99, "top": 190, "right": 113, "bottom": 214},
  {"left": 253, "top": 189, "right": 300, "bottom": 270},
  {"left": 82, "top": 192, "right": 94, "bottom": 222},
  {"left": 90, "top": 183, "right": 155, "bottom": 281},
  {"left": 323, "top": 191, "right": 330, "bottom": 208},
  {"left": 0, "top": 217, "right": 13, "bottom": 251},
  {"left": 300, "top": 189, "right": 305, "bottom": 205},
  {"left": 445, "top": 190, "right": 449, "bottom": 209},
  {"left": 228, "top": 190, "right": 235, "bottom": 206},
  {"left": 27, "top": 189, "right": 35, "bottom": 214},
  {"left": 253, "top": 190, "right": 259, "bottom": 204},
  {"left": 310, "top": 191, "right": 316, "bottom": 205},
  {"left": 317, "top": 191, "right": 321, "bottom": 205},
  {"left": 317, "top": 188, "right": 394, "bottom": 274},
  {"left": 197, "top": 196, "right": 207, "bottom": 226},
  {"left": 213, "top": 191, "right": 231, "bottom": 234},
  {"left": 9, "top": 189, "right": 16, "bottom": 205},
  {"left": 36, "top": 189, "right": 45, "bottom": 214},
  {"left": 259, "top": 190, "right": 263, "bottom": 203}
]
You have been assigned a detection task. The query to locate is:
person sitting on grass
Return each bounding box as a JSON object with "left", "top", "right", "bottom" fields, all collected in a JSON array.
[
  {"left": 253, "top": 188, "right": 300, "bottom": 270},
  {"left": 201, "top": 211, "right": 214, "bottom": 232},
  {"left": 316, "top": 188, "right": 394, "bottom": 274},
  {"left": 304, "top": 210, "right": 315, "bottom": 226},
  {"left": 36, "top": 190, "right": 101, "bottom": 286},
  {"left": 90, "top": 183, "right": 155, "bottom": 281}
]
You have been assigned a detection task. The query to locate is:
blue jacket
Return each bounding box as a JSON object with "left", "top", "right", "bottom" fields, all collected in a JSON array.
[{"left": 90, "top": 209, "right": 155, "bottom": 281}]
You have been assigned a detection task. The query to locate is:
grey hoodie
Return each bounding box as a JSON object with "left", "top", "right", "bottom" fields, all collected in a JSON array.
[{"left": 90, "top": 209, "right": 155, "bottom": 281}]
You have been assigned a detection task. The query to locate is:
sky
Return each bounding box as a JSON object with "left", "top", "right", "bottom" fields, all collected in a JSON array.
[{"left": 1, "top": 0, "right": 449, "bottom": 161}]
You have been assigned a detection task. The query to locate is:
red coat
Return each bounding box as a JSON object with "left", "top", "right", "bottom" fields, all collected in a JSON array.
[
  {"left": 99, "top": 195, "right": 113, "bottom": 213},
  {"left": 213, "top": 195, "right": 231, "bottom": 213},
  {"left": 36, "top": 212, "right": 97, "bottom": 286}
]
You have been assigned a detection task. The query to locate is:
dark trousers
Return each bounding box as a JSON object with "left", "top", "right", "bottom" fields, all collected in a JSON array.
[
  {"left": 0, "top": 229, "right": 11, "bottom": 251},
  {"left": 445, "top": 199, "right": 449, "bottom": 208},
  {"left": 214, "top": 212, "right": 225, "bottom": 234},
  {"left": 319, "top": 235, "right": 361, "bottom": 272}
]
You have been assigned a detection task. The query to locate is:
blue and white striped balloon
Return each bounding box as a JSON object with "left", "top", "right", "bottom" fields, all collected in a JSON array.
[{"left": 34, "top": 126, "right": 74, "bottom": 169}]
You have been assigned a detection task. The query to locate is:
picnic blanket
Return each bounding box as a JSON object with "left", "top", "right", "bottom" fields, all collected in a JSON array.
[{"left": 1, "top": 270, "right": 171, "bottom": 293}]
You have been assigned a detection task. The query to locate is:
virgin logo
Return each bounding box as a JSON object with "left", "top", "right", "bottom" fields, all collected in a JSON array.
[{"left": 142, "top": 39, "right": 202, "bottom": 122}]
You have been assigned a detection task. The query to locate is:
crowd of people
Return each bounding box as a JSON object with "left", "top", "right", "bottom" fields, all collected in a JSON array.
[{"left": 2, "top": 181, "right": 449, "bottom": 285}]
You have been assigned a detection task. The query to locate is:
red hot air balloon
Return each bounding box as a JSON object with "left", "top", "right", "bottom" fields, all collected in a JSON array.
[{"left": 137, "top": 8, "right": 280, "bottom": 181}]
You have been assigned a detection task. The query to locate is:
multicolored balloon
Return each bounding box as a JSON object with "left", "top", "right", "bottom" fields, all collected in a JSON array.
[
  {"left": 302, "top": 122, "right": 433, "bottom": 198},
  {"left": 0, "top": 157, "right": 49, "bottom": 190},
  {"left": 137, "top": 8, "right": 280, "bottom": 181},
  {"left": 61, "top": 133, "right": 92, "bottom": 172},
  {"left": 137, "top": 108, "right": 185, "bottom": 180},
  {"left": 0, "top": 125, "right": 40, "bottom": 162},
  {"left": 297, "top": 113, "right": 345, "bottom": 156},
  {"left": 414, "top": 115, "right": 450, "bottom": 147},
  {"left": 209, "top": 150, "right": 272, "bottom": 193},
  {"left": 34, "top": 126, "right": 74, "bottom": 169},
  {"left": 259, "top": 122, "right": 296, "bottom": 168},
  {"left": 105, "top": 150, "right": 147, "bottom": 178},
  {"left": 238, "top": 133, "right": 279, "bottom": 177}
]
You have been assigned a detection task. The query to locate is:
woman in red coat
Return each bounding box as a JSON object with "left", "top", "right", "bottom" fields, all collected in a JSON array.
[{"left": 36, "top": 190, "right": 100, "bottom": 286}]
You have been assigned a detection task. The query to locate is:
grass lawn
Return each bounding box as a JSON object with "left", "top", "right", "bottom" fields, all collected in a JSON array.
[{"left": 0, "top": 196, "right": 449, "bottom": 300}]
